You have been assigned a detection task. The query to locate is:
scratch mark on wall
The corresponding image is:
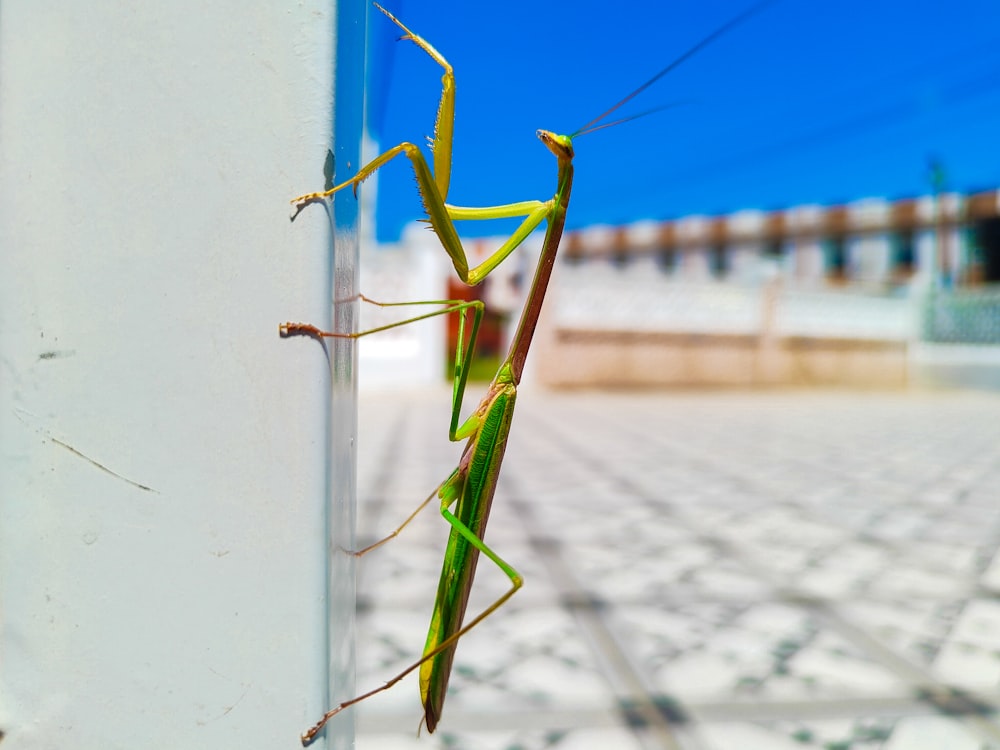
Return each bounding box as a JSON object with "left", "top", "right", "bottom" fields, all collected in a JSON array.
[
  {"left": 38, "top": 350, "right": 76, "bottom": 361},
  {"left": 50, "top": 437, "right": 158, "bottom": 493},
  {"left": 13, "top": 408, "right": 159, "bottom": 494}
]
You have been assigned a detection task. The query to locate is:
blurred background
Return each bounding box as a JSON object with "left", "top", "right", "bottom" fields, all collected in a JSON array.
[{"left": 346, "top": 1, "right": 1000, "bottom": 748}]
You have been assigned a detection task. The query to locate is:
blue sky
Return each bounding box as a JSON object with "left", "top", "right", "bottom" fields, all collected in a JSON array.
[{"left": 363, "top": 0, "right": 1000, "bottom": 243}]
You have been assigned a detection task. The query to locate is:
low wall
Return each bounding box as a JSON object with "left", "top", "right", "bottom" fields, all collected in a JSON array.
[
  {"left": 536, "top": 329, "right": 908, "bottom": 388},
  {"left": 530, "top": 269, "right": 913, "bottom": 388}
]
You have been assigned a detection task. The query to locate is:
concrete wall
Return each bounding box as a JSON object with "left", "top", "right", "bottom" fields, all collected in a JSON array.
[{"left": 0, "top": 2, "right": 364, "bottom": 747}]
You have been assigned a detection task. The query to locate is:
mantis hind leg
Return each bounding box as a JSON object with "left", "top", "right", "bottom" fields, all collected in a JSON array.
[
  {"left": 298, "top": 469, "right": 523, "bottom": 745},
  {"left": 418, "top": 492, "right": 524, "bottom": 732},
  {"left": 347, "top": 475, "right": 452, "bottom": 558}
]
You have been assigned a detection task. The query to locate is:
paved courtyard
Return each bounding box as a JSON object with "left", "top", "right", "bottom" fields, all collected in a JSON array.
[{"left": 349, "top": 387, "right": 1000, "bottom": 750}]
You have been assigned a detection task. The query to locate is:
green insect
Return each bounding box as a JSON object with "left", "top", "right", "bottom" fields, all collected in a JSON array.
[{"left": 285, "top": 2, "right": 774, "bottom": 743}]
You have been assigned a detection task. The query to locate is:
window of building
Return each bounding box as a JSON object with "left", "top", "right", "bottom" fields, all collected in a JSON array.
[
  {"left": 656, "top": 246, "right": 676, "bottom": 274},
  {"left": 709, "top": 243, "right": 728, "bottom": 278},
  {"left": 823, "top": 236, "right": 847, "bottom": 281}
]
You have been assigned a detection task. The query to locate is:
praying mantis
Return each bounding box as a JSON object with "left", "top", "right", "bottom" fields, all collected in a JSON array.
[{"left": 284, "top": 1, "right": 774, "bottom": 743}]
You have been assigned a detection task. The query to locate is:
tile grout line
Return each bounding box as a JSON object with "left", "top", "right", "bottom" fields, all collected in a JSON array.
[{"left": 518, "top": 399, "right": 1000, "bottom": 746}]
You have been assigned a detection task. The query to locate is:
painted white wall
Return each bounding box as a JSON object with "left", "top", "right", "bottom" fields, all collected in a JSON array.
[{"left": 0, "top": 2, "right": 364, "bottom": 748}]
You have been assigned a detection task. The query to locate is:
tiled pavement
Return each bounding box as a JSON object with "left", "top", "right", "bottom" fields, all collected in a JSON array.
[{"left": 349, "top": 387, "right": 1000, "bottom": 750}]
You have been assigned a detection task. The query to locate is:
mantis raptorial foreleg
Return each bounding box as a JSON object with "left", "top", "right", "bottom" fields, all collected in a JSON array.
[{"left": 291, "top": 3, "right": 553, "bottom": 287}]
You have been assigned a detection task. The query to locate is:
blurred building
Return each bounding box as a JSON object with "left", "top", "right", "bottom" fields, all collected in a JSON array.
[
  {"left": 362, "top": 189, "right": 1000, "bottom": 390},
  {"left": 536, "top": 190, "right": 1000, "bottom": 388}
]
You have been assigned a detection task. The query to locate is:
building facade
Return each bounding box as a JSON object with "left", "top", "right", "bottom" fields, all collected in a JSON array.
[{"left": 363, "top": 190, "right": 1000, "bottom": 389}]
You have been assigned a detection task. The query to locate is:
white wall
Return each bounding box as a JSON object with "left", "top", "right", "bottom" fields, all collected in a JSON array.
[{"left": 0, "top": 2, "right": 364, "bottom": 747}]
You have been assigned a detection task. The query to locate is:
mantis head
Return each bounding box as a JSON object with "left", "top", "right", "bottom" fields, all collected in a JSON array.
[{"left": 537, "top": 130, "right": 574, "bottom": 161}]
